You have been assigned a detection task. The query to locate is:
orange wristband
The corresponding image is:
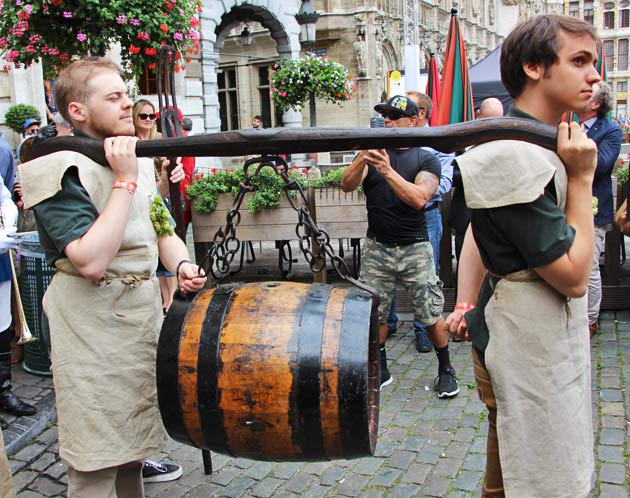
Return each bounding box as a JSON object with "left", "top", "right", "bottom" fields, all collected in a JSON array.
[
  {"left": 113, "top": 178, "right": 137, "bottom": 194},
  {"left": 455, "top": 301, "right": 475, "bottom": 312}
]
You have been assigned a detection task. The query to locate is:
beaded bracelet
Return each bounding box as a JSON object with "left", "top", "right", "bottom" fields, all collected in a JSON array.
[
  {"left": 113, "top": 178, "right": 137, "bottom": 194},
  {"left": 454, "top": 301, "right": 475, "bottom": 312},
  {"left": 176, "top": 259, "right": 192, "bottom": 280}
]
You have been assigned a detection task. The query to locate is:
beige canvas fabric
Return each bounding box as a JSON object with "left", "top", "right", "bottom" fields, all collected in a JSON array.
[
  {"left": 0, "top": 428, "right": 16, "bottom": 498},
  {"left": 461, "top": 142, "right": 593, "bottom": 497},
  {"left": 20, "top": 152, "right": 167, "bottom": 471},
  {"left": 456, "top": 140, "right": 564, "bottom": 209}
]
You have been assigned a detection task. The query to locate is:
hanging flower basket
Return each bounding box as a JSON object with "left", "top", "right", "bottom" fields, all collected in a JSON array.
[{"left": 270, "top": 54, "right": 356, "bottom": 112}]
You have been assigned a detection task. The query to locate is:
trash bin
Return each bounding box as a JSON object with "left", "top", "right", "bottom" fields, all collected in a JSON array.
[{"left": 16, "top": 234, "right": 53, "bottom": 377}]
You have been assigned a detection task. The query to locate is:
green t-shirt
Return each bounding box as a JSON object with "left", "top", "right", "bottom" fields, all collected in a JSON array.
[
  {"left": 33, "top": 168, "right": 98, "bottom": 267},
  {"left": 463, "top": 107, "right": 575, "bottom": 361}
]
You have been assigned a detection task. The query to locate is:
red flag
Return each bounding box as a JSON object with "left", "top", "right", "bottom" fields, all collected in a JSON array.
[{"left": 426, "top": 53, "right": 441, "bottom": 127}]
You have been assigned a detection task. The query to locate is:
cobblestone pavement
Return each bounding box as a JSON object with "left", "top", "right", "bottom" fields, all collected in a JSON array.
[{"left": 4, "top": 309, "right": 630, "bottom": 497}]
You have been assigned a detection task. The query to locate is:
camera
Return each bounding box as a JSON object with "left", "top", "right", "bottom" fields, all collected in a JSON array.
[{"left": 19, "top": 124, "right": 58, "bottom": 163}]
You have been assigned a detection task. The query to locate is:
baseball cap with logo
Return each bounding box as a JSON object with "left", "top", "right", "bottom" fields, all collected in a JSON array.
[
  {"left": 23, "top": 117, "right": 40, "bottom": 130},
  {"left": 374, "top": 95, "right": 419, "bottom": 118}
]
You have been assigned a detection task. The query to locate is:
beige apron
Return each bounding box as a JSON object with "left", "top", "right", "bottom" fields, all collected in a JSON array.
[
  {"left": 19, "top": 152, "right": 167, "bottom": 472},
  {"left": 458, "top": 141, "right": 594, "bottom": 498},
  {"left": 0, "top": 428, "right": 16, "bottom": 498}
]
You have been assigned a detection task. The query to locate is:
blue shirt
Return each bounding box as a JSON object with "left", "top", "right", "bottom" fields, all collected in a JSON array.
[{"left": 421, "top": 124, "right": 454, "bottom": 209}]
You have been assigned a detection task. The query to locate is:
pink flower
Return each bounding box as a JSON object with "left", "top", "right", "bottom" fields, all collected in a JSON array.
[
  {"left": 279, "top": 91, "right": 287, "bottom": 97},
  {"left": 130, "top": 18, "right": 140, "bottom": 26},
  {"left": 48, "top": 48, "right": 59, "bottom": 55},
  {"left": 76, "top": 32, "right": 87, "bottom": 42},
  {"left": 173, "top": 32, "right": 183, "bottom": 41},
  {"left": 63, "top": 11, "right": 72, "bottom": 18},
  {"left": 137, "top": 31, "right": 149, "bottom": 40},
  {"left": 116, "top": 15, "right": 127, "bottom": 24},
  {"left": 24, "top": 4, "right": 32, "bottom": 13}
]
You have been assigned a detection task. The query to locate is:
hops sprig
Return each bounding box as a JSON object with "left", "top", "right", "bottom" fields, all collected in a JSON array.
[{"left": 150, "top": 195, "right": 174, "bottom": 237}]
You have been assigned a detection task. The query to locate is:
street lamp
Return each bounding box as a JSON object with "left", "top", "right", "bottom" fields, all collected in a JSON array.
[
  {"left": 240, "top": 24, "right": 253, "bottom": 46},
  {"left": 295, "top": 0, "right": 320, "bottom": 46}
]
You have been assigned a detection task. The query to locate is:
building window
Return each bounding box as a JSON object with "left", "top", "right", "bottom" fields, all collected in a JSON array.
[
  {"left": 619, "top": 39, "right": 629, "bottom": 70},
  {"left": 584, "top": 0, "right": 594, "bottom": 24},
  {"left": 618, "top": 81, "right": 628, "bottom": 92},
  {"left": 604, "top": 40, "right": 615, "bottom": 72},
  {"left": 604, "top": 11, "right": 615, "bottom": 30},
  {"left": 137, "top": 65, "right": 158, "bottom": 95},
  {"left": 257, "top": 66, "right": 283, "bottom": 128},
  {"left": 621, "top": 7, "right": 630, "bottom": 28},
  {"left": 618, "top": 103, "right": 627, "bottom": 117},
  {"left": 218, "top": 67, "right": 239, "bottom": 132},
  {"left": 568, "top": 1, "right": 579, "bottom": 17}
]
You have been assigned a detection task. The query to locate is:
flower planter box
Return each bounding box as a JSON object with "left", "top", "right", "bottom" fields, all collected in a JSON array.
[
  {"left": 191, "top": 187, "right": 368, "bottom": 243},
  {"left": 308, "top": 187, "right": 367, "bottom": 239},
  {"left": 191, "top": 192, "right": 304, "bottom": 242}
]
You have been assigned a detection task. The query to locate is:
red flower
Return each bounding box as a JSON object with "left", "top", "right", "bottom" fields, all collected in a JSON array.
[
  {"left": 128, "top": 44, "right": 141, "bottom": 54},
  {"left": 166, "top": 2, "right": 174, "bottom": 9},
  {"left": 51, "top": 0, "right": 62, "bottom": 5},
  {"left": 145, "top": 47, "right": 157, "bottom": 56},
  {"left": 59, "top": 53, "right": 69, "bottom": 62},
  {"left": 159, "top": 24, "right": 168, "bottom": 32},
  {"left": 148, "top": 62, "right": 157, "bottom": 70}
]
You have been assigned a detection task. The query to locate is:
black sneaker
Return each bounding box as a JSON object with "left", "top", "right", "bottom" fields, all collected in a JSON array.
[
  {"left": 142, "top": 460, "right": 183, "bottom": 483},
  {"left": 380, "top": 363, "right": 393, "bottom": 389},
  {"left": 380, "top": 347, "right": 393, "bottom": 390},
  {"left": 415, "top": 329, "right": 433, "bottom": 353},
  {"left": 434, "top": 367, "right": 459, "bottom": 398}
]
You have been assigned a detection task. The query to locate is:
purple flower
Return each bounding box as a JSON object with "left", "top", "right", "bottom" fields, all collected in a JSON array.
[
  {"left": 63, "top": 11, "right": 72, "bottom": 18},
  {"left": 77, "top": 33, "right": 87, "bottom": 42},
  {"left": 24, "top": 4, "right": 31, "bottom": 13}
]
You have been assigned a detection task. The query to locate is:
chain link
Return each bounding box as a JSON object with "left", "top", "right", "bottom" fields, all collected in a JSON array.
[{"left": 200, "top": 155, "right": 378, "bottom": 297}]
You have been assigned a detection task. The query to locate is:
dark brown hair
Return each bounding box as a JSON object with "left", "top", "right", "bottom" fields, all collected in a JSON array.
[{"left": 501, "top": 14, "right": 598, "bottom": 98}]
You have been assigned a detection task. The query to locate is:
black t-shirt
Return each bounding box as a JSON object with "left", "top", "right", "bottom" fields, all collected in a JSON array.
[{"left": 363, "top": 147, "right": 441, "bottom": 244}]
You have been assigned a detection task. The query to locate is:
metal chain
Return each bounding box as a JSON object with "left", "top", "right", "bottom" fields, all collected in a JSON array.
[{"left": 202, "top": 155, "right": 378, "bottom": 296}]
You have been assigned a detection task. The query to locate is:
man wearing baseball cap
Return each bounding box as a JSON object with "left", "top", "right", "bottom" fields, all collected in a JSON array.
[
  {"left": 341, "top": 95, "right": 458, "bottom": 397},
  {"left": 23, "top": 118, "right": 40, "bottom": 137}
]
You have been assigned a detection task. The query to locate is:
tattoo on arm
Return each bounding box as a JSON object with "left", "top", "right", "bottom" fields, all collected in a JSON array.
[{"left": 418, "top": 171, "right": 439, "bottom": 198}]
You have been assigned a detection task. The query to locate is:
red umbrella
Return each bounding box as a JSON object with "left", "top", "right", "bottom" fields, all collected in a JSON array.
[
  {"left": 425, "top": 53, "right": 441, "bottom": 127},
  {"left": 436, "top": 9, "right": 474, "bottom": 125}
]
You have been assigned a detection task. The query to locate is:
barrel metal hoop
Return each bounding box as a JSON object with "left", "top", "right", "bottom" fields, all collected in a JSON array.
[
  {"left": 338, "top": 287, "right": 376, "bottom": 458},
  {"left": 156, "top": 291, "right": 197, "bottom": 445},
  {"left": 291, "top": 283, "right": 331, "bottom": 459},
  {"left": 197, "top": 283, "right": 241, "bottom": 455}
]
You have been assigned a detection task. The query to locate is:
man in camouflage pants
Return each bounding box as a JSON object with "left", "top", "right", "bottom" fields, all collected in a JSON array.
[{"left": 341, "top": 95, "right": 458, "bottom": 397}]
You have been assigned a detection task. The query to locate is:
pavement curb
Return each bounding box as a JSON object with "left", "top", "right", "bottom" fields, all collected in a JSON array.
[{"left": 4, "top": 391, "right": 56, "bottom": 456}]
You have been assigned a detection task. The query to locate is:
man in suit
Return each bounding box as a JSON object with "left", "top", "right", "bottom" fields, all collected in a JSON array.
[{"left": 576, "top": 81, "right": 622, "bottom": 337}]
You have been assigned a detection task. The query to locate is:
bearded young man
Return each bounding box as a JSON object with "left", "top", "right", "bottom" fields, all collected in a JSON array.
[{"left": 18, "top": 58, "right": 206, "bottom": 497}]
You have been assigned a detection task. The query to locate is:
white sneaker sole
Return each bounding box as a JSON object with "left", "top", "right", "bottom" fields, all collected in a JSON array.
[
  {"left": 380, "top": 375, "right": 393, "bottom": 390},
  {"left": 143, "top": 466, "right": 183, "bottom": 483},
  {"left": 436, "top": 387, "right": 459, "bottom": 398}
]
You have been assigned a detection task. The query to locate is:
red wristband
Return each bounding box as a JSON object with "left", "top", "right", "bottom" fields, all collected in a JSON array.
[
  {"left": 113, "top": 178, "right": 137, "bottom": 194},
  {"left": 455, "top": 301, "right": 475, "bottom": 312}
]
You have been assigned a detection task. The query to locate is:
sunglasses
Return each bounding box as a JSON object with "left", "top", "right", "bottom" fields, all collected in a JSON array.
[
  {"left": 138, "top": 113, "right": 156, "bottom": 120},
  {"left": 381, "top": 111, "right": 408, "bottom": 121}
]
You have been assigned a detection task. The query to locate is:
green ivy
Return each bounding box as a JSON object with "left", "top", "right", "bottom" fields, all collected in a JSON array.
[
  {"left": 187, "top": 166, "right": 353, "bottom": 214},
  {"left": 618, "top": 164, "right": 628, "bottom": 187}
]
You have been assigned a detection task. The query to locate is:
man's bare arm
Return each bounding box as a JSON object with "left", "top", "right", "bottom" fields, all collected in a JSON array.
[{"left": 341, "top": 152, "right": 368, "bottom": 192}]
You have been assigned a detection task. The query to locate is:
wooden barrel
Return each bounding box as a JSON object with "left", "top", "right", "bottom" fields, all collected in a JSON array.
[{"left": 156, "top": 281, "right": 380, "bottom": 461}]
